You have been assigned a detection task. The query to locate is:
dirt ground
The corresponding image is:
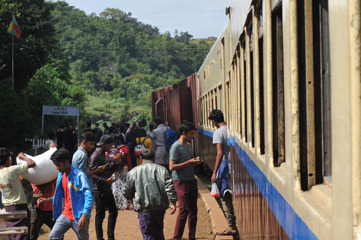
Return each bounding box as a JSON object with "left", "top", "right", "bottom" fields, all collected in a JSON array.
[{"left": 38, "top": 196, "right": 214, "bottom": 240}]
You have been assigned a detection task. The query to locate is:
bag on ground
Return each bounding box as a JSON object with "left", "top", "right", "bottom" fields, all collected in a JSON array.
[
  {"left": 211, "top": 182, "right": 220, "bottom": 197},
  {"left": 134, "top": 137, "right": 147, "bottom": 158}
]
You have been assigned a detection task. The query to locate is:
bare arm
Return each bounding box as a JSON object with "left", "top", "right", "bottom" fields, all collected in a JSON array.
[
  {"left": 211, "top": 143, "right": 223, "bottom": 183},
  {"left": 18, "top": 153, "right": 36, "bottom": 168},
  {"left": 169, "top": 157, "right": 201, "bottom": 171}
]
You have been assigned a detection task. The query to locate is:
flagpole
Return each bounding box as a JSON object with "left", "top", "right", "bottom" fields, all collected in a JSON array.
[{"left": 11, "top": 34, "right": 14, "bottom": 90}]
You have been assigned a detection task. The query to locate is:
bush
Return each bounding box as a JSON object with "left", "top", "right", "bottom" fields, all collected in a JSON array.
[{"left": 0, "top": 84, "right": 34, "bottom": 149}]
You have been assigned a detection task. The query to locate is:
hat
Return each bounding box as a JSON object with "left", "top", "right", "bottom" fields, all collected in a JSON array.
[{"left": 97, "top": 135, "right": 113, "bottom": 146}]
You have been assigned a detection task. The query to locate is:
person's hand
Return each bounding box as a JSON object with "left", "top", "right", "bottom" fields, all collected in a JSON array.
[
  {"left": 188, "top": 157, "right": 202, "bottom": 166},
  {"left": 106, "top": 176, "right": 115, "bottom": 184},
  {"left": 18, "top": 152, "right": 26, "bottom": 160},
  {"left": 170, "top": 205, "right": 176, "bottom": 215},
  {"left": 49, "top": 143, "right": 57, "bottom": 148},
  {"left": 96, "top": 164, "right": 107, "bottom": 173},
  {"left": 78, "top": 214, "right": 88, "bottom": 228},
  {"left": 37, "top": 197, "right": 51, "bottom": 206},
  {"left": 211, "top": 172, "right": 217, "bottom": 183}
]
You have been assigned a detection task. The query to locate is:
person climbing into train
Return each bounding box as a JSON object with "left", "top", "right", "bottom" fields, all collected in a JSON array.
[
  {"left": 208, "top": 109, "right": 238, "bottom": 236},
  {"left": 0, "top": 147, "right": 36, "bottom": 240},
  {"left": 169, "top": 122, "right": 202, "bottom": 240}
]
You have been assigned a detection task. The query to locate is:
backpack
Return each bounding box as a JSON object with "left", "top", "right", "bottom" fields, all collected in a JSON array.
[
  {"left": 134, "top": 137, "right": 147, "bottom": 158},
  {"left": 165, "top": 128, "right": 177, "bottom": 151}
]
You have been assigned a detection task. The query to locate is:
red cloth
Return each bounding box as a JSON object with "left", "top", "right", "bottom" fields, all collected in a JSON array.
[
  {"left": 61, "top": 173, "right": 75, "bottom": 221},
  {"left": 31, "top": 179, "right": 56, "bottom": 211},
  {"left": 119, "top": 145, "right": 132, "bottom": 170}
]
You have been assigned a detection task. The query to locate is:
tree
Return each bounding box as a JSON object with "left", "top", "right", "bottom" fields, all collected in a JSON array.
[
  {"left": 0, "top": 84, "right": 33, "bottom": 149},
  {"left": 0, "top": 0, "right": 58, "bottom": 91}
]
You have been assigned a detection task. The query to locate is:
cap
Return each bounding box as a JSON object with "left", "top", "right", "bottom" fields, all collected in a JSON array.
[{"left": 97, "top": 135, "right": 113, "bottom": 146}]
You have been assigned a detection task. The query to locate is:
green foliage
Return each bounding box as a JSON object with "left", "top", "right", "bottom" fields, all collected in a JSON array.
[
  {"left": 0, "top": 0, "right": 58, "bottom": 91},
  {"left": 0, "top": 84, "right": 33, "bottom": 149},
  {"left": 48, "top": 1, "right": 214, "bottom": 117},
  {"left": 22, "top": 59, "right": 86, "bottom": 133}
]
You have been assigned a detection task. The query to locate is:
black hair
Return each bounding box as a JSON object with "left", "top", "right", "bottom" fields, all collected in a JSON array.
[
  {"left": 179, "top": 122, "right": 197, "bottom": 134},
  {"left": 138, "top": 119, "right": 147, "bottom": 128},
  {"left": 80, "top": 132, "right": 96, "bottom": 143},
  {"left": 50, "top": 148, "right": 71, "bottom": 164},
  {"left": 137, "top": 128, "right": 147, "bottom": 138},
  {"left": 0, "top": 147, "right": 10, "bottom": 166},
  {"left": 95, "top": 123, "right": 99, "bottom": 127},
  {"left": 155, "top": 117, "right": 164, "bottom": 125},
  {"left": 208, "top": 109, "right": 224, "bottom": 123},
  {"left": 47, "top": 131, "right": 56, "bottom": 140},
  {"left": 149, "top": 122, "right": 156, "bottom": 131},
  {"left": 86, "top": 121, "right": 91, "bottom": 128},
  {"left": 140, "top": 149, "right": 154, "bottom": 160}
]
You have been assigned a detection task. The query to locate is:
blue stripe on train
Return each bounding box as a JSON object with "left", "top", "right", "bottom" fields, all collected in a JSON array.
[{"left": 199, "top": 128, "right": 318, "bottom": 240}]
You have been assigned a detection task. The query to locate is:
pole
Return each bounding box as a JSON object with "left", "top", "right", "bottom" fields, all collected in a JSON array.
[{"left": 11, "top": 34, "right": 14, "bottom": 90}]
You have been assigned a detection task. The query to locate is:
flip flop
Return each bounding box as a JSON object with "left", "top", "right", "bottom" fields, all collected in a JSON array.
[{"left": 216, "top": 228, "right": 237, "bottom": 235}]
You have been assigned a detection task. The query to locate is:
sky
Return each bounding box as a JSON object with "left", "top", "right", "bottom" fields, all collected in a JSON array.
[{"left": 59, "top": 0, "right": 230, "bottom": 38}]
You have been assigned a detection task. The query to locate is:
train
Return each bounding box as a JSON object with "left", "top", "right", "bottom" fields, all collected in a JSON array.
[{"left": 152, "top": 0, "right": 361, "bottom": 239}]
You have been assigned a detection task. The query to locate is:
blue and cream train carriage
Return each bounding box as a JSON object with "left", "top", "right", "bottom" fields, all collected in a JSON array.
[{"left": 153, "top": 0, "right": 361, "bottom": 239}]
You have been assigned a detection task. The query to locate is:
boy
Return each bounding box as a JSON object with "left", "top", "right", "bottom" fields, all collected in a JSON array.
[
  {"left": 0, "top": 147, "right": 36, "bottom": 240},
  {"left": 169, "top": 122, "right": 201, "bottom": 240},
  {"left": 208, "top": 109, "right": 237, "bottom": 235},
  {"left": 38, "top": 148, "right": 93, "bottom": 239}
]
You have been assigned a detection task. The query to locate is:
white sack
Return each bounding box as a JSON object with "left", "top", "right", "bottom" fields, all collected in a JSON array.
[{"left": 16, "top": 148, "right": 58, "bottom": 185}]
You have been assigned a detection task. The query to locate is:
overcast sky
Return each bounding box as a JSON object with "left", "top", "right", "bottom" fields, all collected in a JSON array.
[{"left": 59, "top": 0, "right": 230, "bottom": 38}]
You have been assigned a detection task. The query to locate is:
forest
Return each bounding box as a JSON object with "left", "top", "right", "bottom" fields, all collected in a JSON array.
[{"left": 0, "top": 0, "right": 215, "bottom": 150}]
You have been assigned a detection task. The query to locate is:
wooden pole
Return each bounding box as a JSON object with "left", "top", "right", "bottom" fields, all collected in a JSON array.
[{"left": 11, "top": 34, "right": 14, "bottom": 90}]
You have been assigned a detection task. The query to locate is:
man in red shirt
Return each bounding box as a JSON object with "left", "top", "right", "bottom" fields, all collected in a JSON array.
[{"left": 30, "top": 180, "right": 56, "bottom": 240}]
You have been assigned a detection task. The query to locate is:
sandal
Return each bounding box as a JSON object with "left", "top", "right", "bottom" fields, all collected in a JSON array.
[{"left": 216, "top": 228, "right": 237, "bottom": 235}]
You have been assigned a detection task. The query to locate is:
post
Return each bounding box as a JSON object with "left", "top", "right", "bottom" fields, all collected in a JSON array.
[
  {"left": 11, "top": 34, "right": 14, "bottom": 90},
  {"left": 41, "top": 106, "right": 45, "bottom": 135}
]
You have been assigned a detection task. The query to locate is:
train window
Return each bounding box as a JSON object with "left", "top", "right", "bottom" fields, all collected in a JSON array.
[
  {"left": 298, "top": 0, "right": 331, "bottom": 190},
  {"left": 243, "top": 40, "right": 248, "bottom": 142},
  {"left": 272, "top": 3, "right": 285, "bottom": 167},
  {"left": 219, "top": 85, "right": 223, "bottom": 112},
  {"left": 214, "top": 88, "right": 218, "bottom": 109},
  {"left": 248, "top": 24, "right": 255, "bottom": 148},
  {"left": 258, "top": 3, "right": 266, "bottom": 155},
  {"left": 236, "top": 48, "right": 241, "bottom": 136},
  {"left": 226, "top": 80, "right": 230, "bottom": 126},
  {"left": 240, "top": 39, "right": 247, "bottom": 141},
  {"left": 316, "top": 0, "right": 331, "bottom": 180}
]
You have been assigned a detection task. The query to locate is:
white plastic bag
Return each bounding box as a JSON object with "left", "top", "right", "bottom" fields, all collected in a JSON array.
[{"left": 211, "top": 182, "right": 220, "bottom": 197}]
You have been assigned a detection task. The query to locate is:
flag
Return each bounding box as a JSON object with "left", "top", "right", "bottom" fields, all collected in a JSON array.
[{"left": 7, "top": 17, "right": 21, "bottom": 38}]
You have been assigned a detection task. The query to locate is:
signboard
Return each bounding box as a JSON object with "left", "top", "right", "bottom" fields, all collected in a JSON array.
[
  {"left": 41, "top": 105, "right": 79, "bottom": 135},
  {"left": 42, "top": 105, "right": 79, "bottom": 116}
]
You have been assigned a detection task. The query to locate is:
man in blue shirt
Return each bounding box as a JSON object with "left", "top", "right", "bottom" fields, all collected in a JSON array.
[
  {"left": 72, "top": 132, "right": 106, "bottom": 190},
  {"left": 38, "top": 148, "right": 93, "bottom": 239}
]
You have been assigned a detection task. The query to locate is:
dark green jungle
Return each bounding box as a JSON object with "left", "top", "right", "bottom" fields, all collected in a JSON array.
[{"left": 0, "top": 0, "right": 215, "bottom": 150}]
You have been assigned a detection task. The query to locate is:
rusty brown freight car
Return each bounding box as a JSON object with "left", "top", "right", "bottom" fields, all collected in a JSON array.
[{"left": 151, "top": 73, "right": 199, "bottom": 155}]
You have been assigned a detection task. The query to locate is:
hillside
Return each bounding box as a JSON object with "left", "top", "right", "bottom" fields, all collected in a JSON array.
[{"left": 49, "top": 1, "right": 215, "bottom": 123}]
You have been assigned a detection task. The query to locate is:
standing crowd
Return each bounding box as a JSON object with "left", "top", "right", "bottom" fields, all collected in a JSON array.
[{"left": 0, "top": 110, "right": 237, "bottom": 240}]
